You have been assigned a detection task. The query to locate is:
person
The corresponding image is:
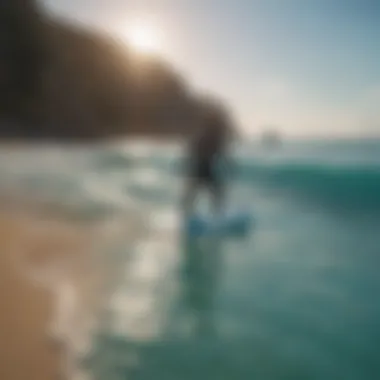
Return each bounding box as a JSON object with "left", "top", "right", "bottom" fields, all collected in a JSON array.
[{"left": 182, "top": 102, "right": 235, "bottom": 216}]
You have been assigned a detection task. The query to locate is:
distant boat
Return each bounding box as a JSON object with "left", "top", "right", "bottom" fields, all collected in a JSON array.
[{"left": 260, "top": 129, "right": 282, "bottom": 149}]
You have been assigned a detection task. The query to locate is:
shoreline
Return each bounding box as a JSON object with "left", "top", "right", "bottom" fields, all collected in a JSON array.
[{"left": 0, "top": 198, "right": 143, "bottom": 380}]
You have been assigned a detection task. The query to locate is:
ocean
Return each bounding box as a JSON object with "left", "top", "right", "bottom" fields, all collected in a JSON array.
[{"left": 3, "top": 138, "right": 380, "bottom": 380}]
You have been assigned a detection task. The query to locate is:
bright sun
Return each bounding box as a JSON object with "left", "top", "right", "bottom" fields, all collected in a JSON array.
[{"left": 126, "top": 20, "right": 161, "bottom": 54}]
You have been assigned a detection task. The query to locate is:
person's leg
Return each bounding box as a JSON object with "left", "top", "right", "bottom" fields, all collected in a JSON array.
[{"left": 208, "top": 177, "right": 225, "bottom": 216}]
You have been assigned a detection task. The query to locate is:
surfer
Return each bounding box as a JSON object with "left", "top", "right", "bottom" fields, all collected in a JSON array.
[{"left": 182, "top": 102, "right": 235, "bottom": 216}]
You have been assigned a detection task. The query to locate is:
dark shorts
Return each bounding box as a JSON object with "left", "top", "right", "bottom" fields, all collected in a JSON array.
[{"left": 189, "top": 159, "right": 223, "bottom": 190}]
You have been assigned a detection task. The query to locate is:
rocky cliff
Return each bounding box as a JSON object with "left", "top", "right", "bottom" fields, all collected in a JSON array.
[{"left": 0, "top": 0, "right": 234, "bottom": 141}]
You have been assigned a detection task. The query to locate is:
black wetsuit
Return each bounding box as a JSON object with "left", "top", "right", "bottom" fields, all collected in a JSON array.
[
  {"left": 187, "top": 129, "right": 225, "bottom": 189},
  {"left": 183, "top": 113, "right": 234, "bottom": 214}
]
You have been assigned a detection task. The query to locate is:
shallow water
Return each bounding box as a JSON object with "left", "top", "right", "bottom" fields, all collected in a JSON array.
[{"left": 3, "top": 139, "right": 380, "bottom": 380}]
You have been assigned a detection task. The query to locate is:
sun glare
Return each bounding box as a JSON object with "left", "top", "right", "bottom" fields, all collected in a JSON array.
[{"left": 126, "top": 20, "right": 161, "bottom": 54}]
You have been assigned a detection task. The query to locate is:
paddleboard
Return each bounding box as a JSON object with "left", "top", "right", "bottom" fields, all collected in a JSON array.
[{"left": 186, "top": 211, "right": 253, "bottom": 237}]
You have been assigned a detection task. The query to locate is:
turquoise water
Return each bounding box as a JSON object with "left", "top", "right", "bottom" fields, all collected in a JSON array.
[{"left": 3, "top": 139, "right": 380, "bottom": 379}]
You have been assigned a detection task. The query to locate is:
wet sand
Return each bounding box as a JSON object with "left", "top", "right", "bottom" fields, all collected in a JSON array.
[
  {"left": 0, "top": 211, "right": 62, "bottom": 380},
  {"left": 0, "top": 200, "right": 136, "bottom": 380}
]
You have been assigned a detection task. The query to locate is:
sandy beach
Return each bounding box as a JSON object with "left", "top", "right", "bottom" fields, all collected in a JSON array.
[
  {"left": 0, "top": 198, "right": 137, "bottom": 380},
  {"left": 0, "top": 216, "right": 60, "bottom": 380},
  {"left": 0, "top": 210, "right": 67, "bottom": 380}
]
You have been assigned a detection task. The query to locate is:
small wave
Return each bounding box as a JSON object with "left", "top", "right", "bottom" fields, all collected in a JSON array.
[
  {"left": 134, "top": 141, "right": 380, "bottom": 216},
  {"left": 238, "top": 161, "right": 380, "bottom": 216}
]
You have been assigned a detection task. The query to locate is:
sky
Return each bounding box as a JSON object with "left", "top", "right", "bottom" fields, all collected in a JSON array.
[{"left": 42, "top": 0, "right": 380, "bottom": 137}]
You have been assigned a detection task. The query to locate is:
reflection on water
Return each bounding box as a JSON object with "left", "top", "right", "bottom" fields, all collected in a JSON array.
[
  {"left": 180, "top": 234, "right": 225, "bottom": 338},
  {"left": 85, "top": 139, "right": 380, "bottom": 380}
]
